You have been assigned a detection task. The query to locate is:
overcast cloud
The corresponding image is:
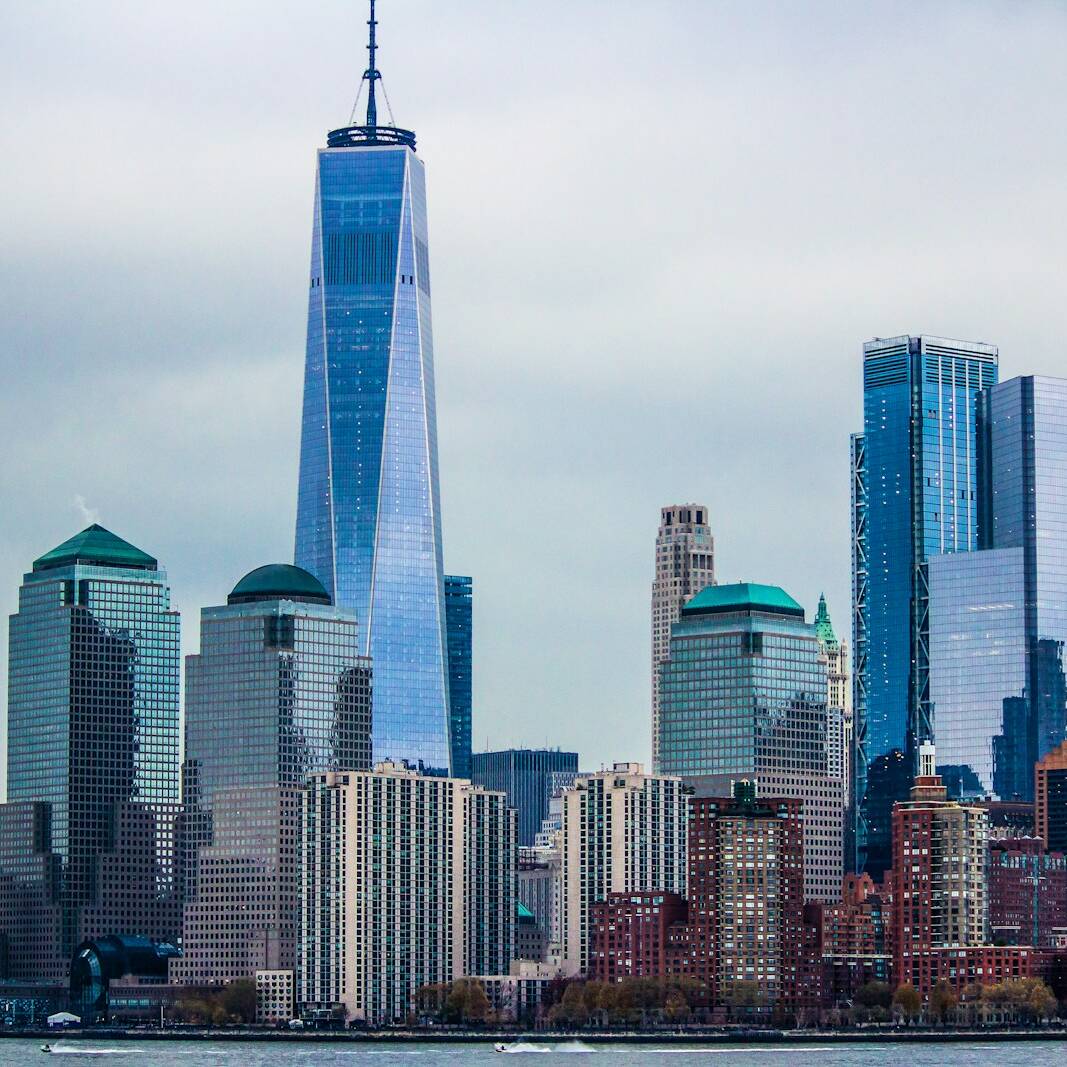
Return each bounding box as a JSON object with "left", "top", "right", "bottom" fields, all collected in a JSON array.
[{"left": 2, "top": 1, "right": 1066, "bottom": 790}]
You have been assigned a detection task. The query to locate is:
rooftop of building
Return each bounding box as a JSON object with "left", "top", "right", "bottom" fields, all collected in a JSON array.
[
  {"left": 227, "top": 564, "right": 331, "bottom": 606},
  {"left": 814, "top": 593, "right": 838, "bottom": 647},
  {"left": 33, "top": 524, "right": 158, "bottom": 573},
  {"left": 681, "top": 581, "right": 804, "bottom": 620}
]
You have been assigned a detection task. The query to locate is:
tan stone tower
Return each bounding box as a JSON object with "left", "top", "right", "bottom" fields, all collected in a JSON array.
[{"left": 651, "top": 504, "right": 714, "bottom": 770}]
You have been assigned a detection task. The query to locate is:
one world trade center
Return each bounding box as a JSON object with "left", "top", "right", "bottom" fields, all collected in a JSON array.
[{"left": 295, "top": 1, "right": 450, "bottom": 774}]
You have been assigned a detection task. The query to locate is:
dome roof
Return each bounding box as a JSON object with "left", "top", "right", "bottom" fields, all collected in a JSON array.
[{"left": 227, "top": 564, "right": 331, "bottom": 606}]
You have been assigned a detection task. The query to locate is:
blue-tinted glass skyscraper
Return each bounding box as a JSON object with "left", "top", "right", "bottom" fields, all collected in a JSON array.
[
  {"left": 851, "top": 335, "right": 998, "bottom": 876},
  {"left": 928, "top": 376, "right": 1067, "bottom": 802},
  {"left": 445, "top": 575, "right": 473, "bottom": 780},
  {"left": 294, "top": 5, "right": 451, "bottom": 774}
]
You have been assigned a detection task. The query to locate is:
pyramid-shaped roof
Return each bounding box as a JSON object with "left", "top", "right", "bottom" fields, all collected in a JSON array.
[
  {"left": 814, "top": 593, "right": 839, "bottom": 648},
  {"left": 33, "top": 524, "right": 157, "bottom": 573},
  {"left": 682, "top": 581, "right": 804, "bottom": 619}
]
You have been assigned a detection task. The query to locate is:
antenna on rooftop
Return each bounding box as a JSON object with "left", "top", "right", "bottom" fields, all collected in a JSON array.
[{"left": 364, "top": 0, "right": 381, "bottom": 128}]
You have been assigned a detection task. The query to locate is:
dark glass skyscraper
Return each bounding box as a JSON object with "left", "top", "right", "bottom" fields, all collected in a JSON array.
[
  {"left": 445, "top": 574, "right": 473, "bottom": 780},
  {"left": 851, "top": 335, "right": 998, "bottom": 876},
  {"left": 472, "top": 749, "right": 579, "bottom": 848},
  {"left": 928, "top": 376, "right": 1067, "bottom": 801},
  {"left": 3, "top": 524, "right": 181, "bottom": 969},
  {"left": 294, "top": 4, "right": 451, "bottom": 774}
]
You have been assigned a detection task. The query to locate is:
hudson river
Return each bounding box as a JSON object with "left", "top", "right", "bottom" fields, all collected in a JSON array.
[{"left": 6, "top": 1038, "right": 1067, "bottom": 1065}]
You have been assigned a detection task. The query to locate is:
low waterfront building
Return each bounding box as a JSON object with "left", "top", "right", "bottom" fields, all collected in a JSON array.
[
  {"left": 256, "top": 969, "right": 295, "bottom": 1024},
  {"left": 299, "top": 763, "right": 515, "bottom": 1025}
]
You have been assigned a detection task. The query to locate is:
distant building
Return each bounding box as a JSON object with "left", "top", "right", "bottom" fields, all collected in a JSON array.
[
  {"left": 561, "top": 764, "right": 687, "bottom": 976},
  {"left": 853, "top": 335, "right": 998, "bottom": 877},
  {"left": 173, "top": 564, "right": 371, "bottom": 984},
  {"left": 517, "top": 843, "right": 562, "bottom": 951},
  {"left": 988, "top": 838, "right": 1067, "bottom": 947},
  {"left": 815, "top": 595, "right": 852, "bottom": 798},
  {"left": 473, "top": 749, "right": 578, "bottom": 848},
  {"left": 651, "top": 504, "right": 715, "bottom": 771},
  {"left": 299, "top": 764, "right": 515, "bottom": 1025},
  {"left": 2, "top": 525, "right": 182, "bottom": 976},
  {"left": 658, "top": 582, "right": 845, "bottom": 902},
  {"left": 444, "top": 575, "right": 473, "bottom": 779},
  {"left": 891, "top": 743, "right": 990, "bottom": 991},
  {"left": 1036, "top": 741, "right": 1067, "bottom": 854}
]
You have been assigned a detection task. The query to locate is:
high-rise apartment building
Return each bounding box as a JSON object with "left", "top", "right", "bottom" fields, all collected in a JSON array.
[
  {"left": 560, "top": 763, "right": 687, "bottom": 976},
  {"left": 444, "top": 575, "right": 473, "bottom": 780},
  {"left": 852, "top": 334, "right": 998, "bottom": 877},
  {"left": 294, "top": 3, "right": 451, "bottom": 774},
  {"left": 1036, "top": 740, "right": 1067, "bottom": 853},
  {"left": 2, "top": 525, "right": 181, "bottom": 974},
  {"left": 988, "top": 837, "right": 1067, "bottom": 947},
  {"left": 174, "top": 564, "right": 371, "bottom": 984},
  {"left": 658, "top": 583, "right": 845, "bottom": 902},
  {"left": 891, "top": 743, "right": 989, "bottom": 991},
  {"left": 929, "top": 376, "right": 1067, "bottom": 802},
  {"left": 472, "top": 749, "right": 579, "bottom": 848},
  {"left": 299, "top": 763, "right": 515, "bottom": 1025},
  {"left": 651, "top": 504, "right": 714, "bottom": 770}
]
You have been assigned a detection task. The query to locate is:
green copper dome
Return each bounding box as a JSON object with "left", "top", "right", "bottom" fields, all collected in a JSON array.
[
  {"left": 33, "top": 524, "right": 157, "bottom": 573},
  {"left": 228, "top": 564, "right": 331, "bottom": 606},
  {"left": 681, "top": 582, "right": 804, "bottom": 619}
]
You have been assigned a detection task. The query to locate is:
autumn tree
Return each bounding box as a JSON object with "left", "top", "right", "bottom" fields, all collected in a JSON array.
[
  {"left": 928, "top": 981, "right": 957, "bottom": 1026},
  {"left": 892, "top": 983, "right": 922, "bottom": 1024}
]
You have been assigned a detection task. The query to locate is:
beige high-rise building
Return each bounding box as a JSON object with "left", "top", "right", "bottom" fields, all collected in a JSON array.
[
  {"left": 651, "top": 504, "right": 715, "bottom": 771},
  {"left": 561, "top": 763, "right": 688, "bottom": 976},
  {"left": 298, "top": 763, "right": 516, "bottom": 1026},
  {"left": 815, "top": 594, "right": 852, "bottom": 796}
]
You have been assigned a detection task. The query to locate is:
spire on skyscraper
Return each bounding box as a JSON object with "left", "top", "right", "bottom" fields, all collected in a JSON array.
[
  {"left": 330, "top": 0, "right": 417, "bottom": 149},
  {"left": 814, "top": 592, "right": 838, "bottom": 649}
]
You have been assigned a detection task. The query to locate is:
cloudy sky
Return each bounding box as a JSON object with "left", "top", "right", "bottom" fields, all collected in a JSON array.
[{"left": 2, "top": 1, "right": 1066, "bottom": 785}]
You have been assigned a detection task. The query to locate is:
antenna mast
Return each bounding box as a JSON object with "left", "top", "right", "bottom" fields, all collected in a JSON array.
[{"left": 364, "top": 0, "right": 381, "bottom": 128}]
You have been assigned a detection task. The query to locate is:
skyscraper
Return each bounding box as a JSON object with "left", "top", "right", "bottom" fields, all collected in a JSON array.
[
  {"left": 472, "top": 748, "right": 579, "bottom": 848},
  {"left": 3, "top": 524, "right": 181, "bottom": 971},
  {"left": 928, "top": 376, "right": 1067, "bottom": 801},
  {"left": 658, "top": 583, "right": 845, "bottom": 902},
  {"left": 651, "top": 504, "right": 714, "bottom": 771},
  {"left": 852, "top": 334, "right": 998, "bottom": 877},
  {"left": 816, "top": 594, "right": 852, "bottom": 798},
  {"left": 294, "top": 1, "right": 451, "bottom": 774},
  {"left": 444, "top": 574, "right": 473, "bottom": 780},
  {"left": 174, "top": 563, "right": 372, "bottom": 984}
]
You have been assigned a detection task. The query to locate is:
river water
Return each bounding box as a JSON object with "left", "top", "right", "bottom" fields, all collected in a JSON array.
[{"left": 5, "top": 1037, "right": 1067, "bottom": 1064}]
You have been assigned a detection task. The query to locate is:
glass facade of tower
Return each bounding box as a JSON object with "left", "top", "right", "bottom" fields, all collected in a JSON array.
[
  {"left": 852, "top": 335, "right": 997, "bottom": 876},
  {"left": 928, "top": 376, "right": 1067, "bottom": 802},
  {"left": 295, "top": 140, "right": 450, "bottom": 775},
  {"left": 184, "top": 596, "right": 372, "bottom": 805},
  {"left": 928, "top": 547, "right": 1026, "bottom": 797},
  {"left": 444, "top": 574, "right": 472, "bottom": 780},
  {"left": 5, "top": 526, "right": 180, "bottom": 958}
]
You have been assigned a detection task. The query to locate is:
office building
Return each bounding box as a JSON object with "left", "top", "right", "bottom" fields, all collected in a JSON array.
[
  {"left": 891, "top": 743, "right": 989, "bottom": 991},
  {"left": 852, "top": 334, "right": 998, "bottom": 876},
  {"left": 2, "top": 525, "right": 181, "bottom": 973},
  {"left": 517, "top": 843, "right": 562, "bottom": 950},
  {"left": 472, "top": 749, "right": 578, "bottom": 848},
  {"left": 294, "top": 1, "right": 452, "bottom": 774},
  {"left": 651, "top": 503, "right": 715, "bottom": 770},
  {"left": 988, "top": 837, "right": 1067, "bottom": 947},
  {"left": 560, "top": 763, "right": 687, "bottom": 976},
  {"left": 658, "top": 583, "right": 845, "bottom": 901},
  {"left": 929, "top": 376, "right": 1067, "bottom": 802},
  {"left": 445, "top": 575, "right": 473, "bottom": 779},
  {"left": 1036, "top": 740, "right": 1067, "bottom": 853},
  {"left": 174, "top": 564, "right": 371, "bottom": 984},
  {"left": 299, "top": 764, "right": 515, "bottom": 1025},
  {"left": 815, "top": 595, "right": 852, "bottom": 795}
]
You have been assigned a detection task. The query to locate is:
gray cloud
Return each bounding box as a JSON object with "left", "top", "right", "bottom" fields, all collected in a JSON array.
[{"left": 2, "top": 1, "right": 1066, "bottom": 788}]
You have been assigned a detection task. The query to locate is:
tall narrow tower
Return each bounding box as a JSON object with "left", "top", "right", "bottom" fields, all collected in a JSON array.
[
  {"left": 651, "top": 504, "right": 714, "bottom": 770},
  {"left": 295, "top": 1, "right": 451, "bottom": 774}
]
